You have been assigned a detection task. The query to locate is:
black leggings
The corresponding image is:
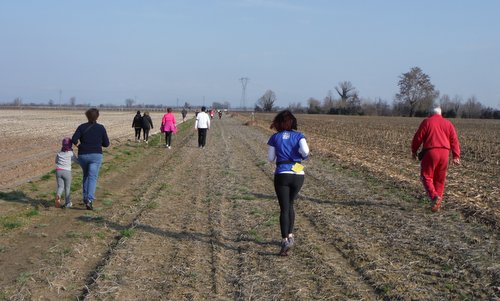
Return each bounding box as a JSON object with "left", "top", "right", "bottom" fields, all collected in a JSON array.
[
  {"left": 143, "top": 128, "right": 150, "bottom": 141},
  {"left": 134, "top": 127, "right": 141, "bottom": 140},
  {"left": 165, "top": 131, "right": 173, "bottom": 146},
  {"left": 274, "top": 173, "right": 304, "bottom": 239}
]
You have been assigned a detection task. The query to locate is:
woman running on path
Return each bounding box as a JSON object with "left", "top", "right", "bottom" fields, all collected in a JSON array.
[{"left": 267, "top": 110, "right": 309, "bottom": 256}]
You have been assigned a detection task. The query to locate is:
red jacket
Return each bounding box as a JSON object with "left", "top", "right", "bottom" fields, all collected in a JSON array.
[{"left": 411, "top": 114, "right": 460, "bottom": 159}]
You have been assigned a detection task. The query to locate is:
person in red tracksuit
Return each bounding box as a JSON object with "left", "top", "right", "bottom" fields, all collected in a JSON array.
[{"left": 411, "top": 107, "right": 461, "bottom": 212}]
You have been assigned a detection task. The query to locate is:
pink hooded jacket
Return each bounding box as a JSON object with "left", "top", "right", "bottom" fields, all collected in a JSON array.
[{"left": 161, "top": 112, "right": 177, "bottom": 133}]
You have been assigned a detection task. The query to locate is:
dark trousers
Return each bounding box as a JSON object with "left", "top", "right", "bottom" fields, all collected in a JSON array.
[
  {"left": 165, "top": 131, "right": 173, "bottom": 146},
  {"left": 134, "top": 127, "right": 141, "bottom": 140},
  {"left": 198, "top": 128, "right": 208, "bottom": 147},
  {"left": 143, "top": 128, "right": 150, "bottom": 141},
  {"left": 274, "top": 173, "right": 304, "bottom": 238}
]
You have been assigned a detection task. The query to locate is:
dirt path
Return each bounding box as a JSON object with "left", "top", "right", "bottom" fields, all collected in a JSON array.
[{"left": 0, "top": 115, "right": 498, "bottom": 300}]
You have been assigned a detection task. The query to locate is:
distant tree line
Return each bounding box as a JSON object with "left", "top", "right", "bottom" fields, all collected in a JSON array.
[
  {"left": 3, "top": 66, "right": 499, "bottom": 119},
  {"left": 255, "top": 66, "right": 499, "bottom": 119}
]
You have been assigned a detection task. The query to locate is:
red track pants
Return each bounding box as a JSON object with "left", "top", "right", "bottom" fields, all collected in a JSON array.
[{"left": 420, "top": 148, "right": 450, "bottom": 200}]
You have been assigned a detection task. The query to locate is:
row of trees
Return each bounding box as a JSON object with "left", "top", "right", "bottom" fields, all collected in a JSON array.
[{"left": 255, "top": 67, "right": 499, "bottom": 119}]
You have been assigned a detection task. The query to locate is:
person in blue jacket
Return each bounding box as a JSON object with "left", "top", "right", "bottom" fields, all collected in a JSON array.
[
  {"left": 267, "top": 110, "right": 309, "bottom": 256},
  {"left": 72, "top": 108, "right": 110, "bottom": 210}
]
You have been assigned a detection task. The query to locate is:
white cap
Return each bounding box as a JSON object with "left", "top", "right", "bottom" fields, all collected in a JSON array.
[{"left": 432, "top": 107, "right": 442, "bottom": 115}]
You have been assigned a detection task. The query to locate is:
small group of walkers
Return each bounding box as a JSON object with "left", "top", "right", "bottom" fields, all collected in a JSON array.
[
  {"left": 55, "top": 105, "right": 460, "bottom": 257},
  {"left": 132, "top": 110, "right": 154, "bottom": 143}
]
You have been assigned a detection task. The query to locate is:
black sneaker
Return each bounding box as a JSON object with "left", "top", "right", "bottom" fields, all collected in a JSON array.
[{"left": 86, "top": 202, "right": 93, "bottom": 210}]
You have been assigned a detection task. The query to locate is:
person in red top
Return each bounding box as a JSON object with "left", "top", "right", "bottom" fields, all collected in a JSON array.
[{"left": 411, "top": 107, "right": 461, "bottom": 212}]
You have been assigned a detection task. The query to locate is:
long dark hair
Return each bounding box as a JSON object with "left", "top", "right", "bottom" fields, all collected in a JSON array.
[{"left": 270, "top": 110, "right": 297, "bottom": 132}]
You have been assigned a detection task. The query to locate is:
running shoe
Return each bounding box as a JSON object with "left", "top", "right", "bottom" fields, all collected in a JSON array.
[
  {"left": 279, "top": 239, "right": 290, "bottom": 256},
  {"left": 86, "top": 202, "right": 93, "bottom": 210},
  {"left": 55, "top": 195, "right": 61, "bottom": 208},
  {"left": 431, "top": 196, "right": 442, "bottom": 212},
  {"left": 288, "top": 235, "right": 295, "bottom": 248}
]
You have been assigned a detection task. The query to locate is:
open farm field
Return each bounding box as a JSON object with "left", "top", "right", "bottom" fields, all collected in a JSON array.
[
  {"left": 0, "top": 109, "right": 498, "bottom": 300},
  {"left": 245, "top": 113, "right": 500, "bottom": 228},
  {"left": 0, "top": 109, "right": 171, "bottom": 190}
]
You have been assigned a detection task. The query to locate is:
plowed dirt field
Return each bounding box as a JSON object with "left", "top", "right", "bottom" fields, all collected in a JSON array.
[{"left": 0, "top": 109, "right": 498, "bottom": 300}]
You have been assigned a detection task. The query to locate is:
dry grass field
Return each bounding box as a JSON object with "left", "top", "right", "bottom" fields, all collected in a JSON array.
[{"left": 0, "top": 109, "right": 498, "bottom": 300}]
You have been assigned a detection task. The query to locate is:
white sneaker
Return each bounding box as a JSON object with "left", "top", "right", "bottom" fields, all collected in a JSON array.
[{"left": 168, "top": 146, "right": 171, "bottom": 149}]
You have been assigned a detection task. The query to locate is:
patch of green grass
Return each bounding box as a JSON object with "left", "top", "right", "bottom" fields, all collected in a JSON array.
[
  {"left": 122, "top": 150, "right": 132, "bottom": 156},
  {"left": 34, "top": 223, "right": 48, "bottom": 228},
  {"left": 29, "top": 182, "right": 39, "bottom": 192},
  {"left": 16, "top": 272, "right": 32, "bottom": 284},
  {"left": 2, "top": 218, "right": 23, "bottom": 230},
  {"left": 25, "top": 208, "right": 39, "bottom": 217},
  {"left": 264, "top": 215, "right": 279, "bottom": 227},
  {"left": 71, "top": 175, "right": 83, "bottom": 192},
  {"left": 147, "top": 201, "right": 159, "bottom": 209},
  {"left": 442, "top": 264, "right": 453, "bottom": 273},
  {"left": 159, "top": 183, "right": 170, "bottom": 191},
  {"left": 451, "top": 213, "right": 461, "bottom": 221},
  {"left": 102, "top": 198, "right": 113, "bottom": 206},
  {"left": 40, "top": 171, "right": 53, "bottom": 181},
  {"left": 63, "top": 247, "right": 72, "bottom": 255},
  {"left": 120, "top": 228, "right": 136, "bottom": 238},
  {"left": 66, "top": 230, "right": 81, "bottom": 238},
  {"left": 256, "top": 160, "right": 266, "bottom": 167},
  {"left": 230, "top": 194, "right": 255, "bottom": 201},
  {"left": 445, "top": 282, "right": 454, "bottom": 291},
  {"left": 0, "top": 245, "right": 6, "bottom": 253},
  {"left": 250, "top": 207, "right": 263, "bottom": 216},
  {"left": 0, "top": 290, "right": 9, "bottom": 300},
  {"left": 96, "top": 231, "right": 106, "bottom": 239},
  {"left": 247, "top": 229, "right": 264, "bottom": 243}
]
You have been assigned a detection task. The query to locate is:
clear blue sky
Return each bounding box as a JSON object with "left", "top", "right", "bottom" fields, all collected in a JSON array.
[{"left": 1, "top": 0, "right": 499, "bottom": 108}]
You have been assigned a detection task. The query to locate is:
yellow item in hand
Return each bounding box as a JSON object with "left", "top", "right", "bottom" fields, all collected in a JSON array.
[{"left": 291, "top": 163, "right": 304, "bottom": 173}]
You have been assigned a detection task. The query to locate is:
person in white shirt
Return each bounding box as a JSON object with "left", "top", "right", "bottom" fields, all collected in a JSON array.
[{"left": 194, "top": 106, "right": 210, "bottom": 148}]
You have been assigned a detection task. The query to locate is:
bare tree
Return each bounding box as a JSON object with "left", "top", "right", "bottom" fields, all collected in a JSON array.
[
  {"left": 395, "top": 67, "right": 439, "bottom": 117},
  {"left": 257, "top": 90, "right": 276, "bottom": 112},
  {"left": 125, "top": 98, "right": 135, "bottom": 108},
  {"left": 322, "top": 90, "right": 335, "bottom": 113},
  {"left": 461, "top": 96, "right": 482, "bottom": 118},
  {"left": 69, "top": 97, "right": 76, "bottom": 106},
  {"left": 307, "top": 97, "right": 321, "bottom": 114},
  {"left": 335, "top": 81, "right": 357, "bottom": 109},
  {"left": 332, "top": 81, "right": 361, "bottom": 114},
  {"left": 13, "top": 97, "right": 22, "bottom": 106},
  {"left": 288, "top": 102, "right": 305, "bottom": 113}
]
